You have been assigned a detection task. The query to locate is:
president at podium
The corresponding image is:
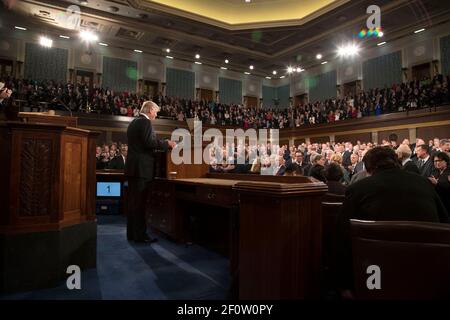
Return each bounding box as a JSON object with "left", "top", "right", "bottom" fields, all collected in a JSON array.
[{"left": 125, "top": 101, "right": 176, "bottom": 243}]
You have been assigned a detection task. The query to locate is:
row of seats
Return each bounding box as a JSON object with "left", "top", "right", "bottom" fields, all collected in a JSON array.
[{"left": 321, "top": 194, "right": 450, "bottom": 299}]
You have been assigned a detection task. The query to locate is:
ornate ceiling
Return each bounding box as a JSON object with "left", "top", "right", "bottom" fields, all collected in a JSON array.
[{"left": 1, "top": 0, "right": 449, "bottom": 77}]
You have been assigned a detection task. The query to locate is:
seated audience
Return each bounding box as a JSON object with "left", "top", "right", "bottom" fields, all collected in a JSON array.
[
  {"left": 336, "top": 147, "right": 449, "bottom": 293},
  {"left": 108, "top": 144, "right": 128, "bottom": 170},
  {"left": 309, "top": 154, "right": 327, "bottom": 183}
]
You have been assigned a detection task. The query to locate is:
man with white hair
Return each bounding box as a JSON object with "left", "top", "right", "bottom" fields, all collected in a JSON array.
[
  {"left": 125, "top": 101, "right": 176, "bottom": 243},
  {"left": 396, "top": 143, "right": 420, "bottom": 174}
]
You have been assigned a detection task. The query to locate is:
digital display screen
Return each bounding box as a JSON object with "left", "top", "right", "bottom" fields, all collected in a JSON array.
[{"left": 97, "top": 182, "right": 121, "bottom": 197}]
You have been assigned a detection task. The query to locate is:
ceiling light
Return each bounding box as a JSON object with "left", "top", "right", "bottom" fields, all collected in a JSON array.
[
  {"left": 225, "top": 59, "right": 229, "bottom": 64},
  {"left": 79, "top": 0, "right": 88, "bottom": 5},
  {"left": 377, "top": 41, "right": 386, "bottom": 46},
  {"left": 287, "top": 66, "right": 293, "bottom": 73},
  {"left": 220, "top": 67, "right": 227, "bottom": 70},
  {"left": 15, "top": 26, "right": 27, "bottom": 31},
  {"left": 378, "top": 31, "right": 384, "bottom": 37},
  {"left": 265, "top": 76, "right": 271, "bottom": 79},
  {"left": 195, "top": 61, "right": 202, "bottom": 65},
  {"left": 244, "top": 72, "right": 251, "bottom": 75},
  {"left": 166, "top": 56, "right": 174, "bottom": 59},
  {"left": 249, "top": 65, "right": 254, "bottom": 70},
  {"left": 134, "top": 49, "right": 143, "bottom": 53},
  {"left": 195, "top": 54, "right": 200, "bottom": 59},
  {"left": 39, "top": 36, "right": 53, "bottom": 48},
  {"left": 414, "top": 28, "right": 425, "bottom": 34},
  {"left": 166, "top": 48, "right": 170, "bottom": 53},
  {"left": 316, "top": 53, "right": 322, "bottom": 60},
  {"left": 321, "top": 61, "right": 328, "bottom": 65},
  {"left": 296, "top": 67, "right": 302, "bottom": 72},
  {"left": 280, "top": 76, "right": 285, "bottom": 79},
  {"left": 337, "top": 43, "right": 360, "bottom": 57},
  {"left": 80, "top": 30, "right": 98, "bottom": 42},
  {"left": 245, "top": 0, "right": 251, "bottom": 3},
  {"left": 59, "top": 35, "right": 70, "bottom": 39},
  {"left": 98, "top": 42, "right": 108, "bottom": 46},
  {"left": 272, "top": 70, "right": 277, "bottom": 75}
]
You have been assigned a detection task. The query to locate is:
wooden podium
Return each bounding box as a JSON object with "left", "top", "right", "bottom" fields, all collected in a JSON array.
[{"left": 0, "top": 116, "right": 98, "bottom": 293}]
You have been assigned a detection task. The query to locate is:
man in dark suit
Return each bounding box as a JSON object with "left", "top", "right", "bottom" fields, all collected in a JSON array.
[
  {"left": 291, "top": 151, "right": 308, "bottom": 175},
  {"left": 108, "top": 145, "right": 128, "bottom": 170},
  {"left": 415, "top": 144, "right": 435, "bottom": 178},
  {"left": 125, "top": 101, "right": 176, "bottom": 243},
  {"left": 396, "top": 143, "right": 420, "bottom": 174},
  {"left": 336, "top": 147, "right": 448, "bottom": 293}
]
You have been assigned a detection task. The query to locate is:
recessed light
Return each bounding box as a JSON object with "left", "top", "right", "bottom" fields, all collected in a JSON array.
[
  {"left": 225, "top": 59, "right": 229, "bottom": 64},
  {"left": 245, "top": 0, "right": 251, "bottom": 3},
  {"left": 378, "top": 31, "right": 384, "bottom": 37},
  {"left": 337, "top": 43, "right": 360, "bottom": 57},
  {"left": 220, "top": 67, "right": 227, "bottom": 70},
  {"left": 272, "top": 70, "right": 277, "bottom": 75},
  {"left": 249, "top": 65, "right": 254, "bottom": 70},
  {"left": 265, "top": 76, "right": 271, "bottom": 79},
  {"left": 296, "top": 67, "right": 303, "bottom": 73},
  {"left": 15, "top": 26, "right": 27, "bottom": 31},
  {"left": 377, "top": 41, "right": 386, "bottom": 46},
  {"left": 166, "top": 48, "right": 170, "bottom": 53},
  {"left": 316, "top": 53, "right": 322, "bottom": 60},
  {"left": 280, "top": 76, "right": 285, "bottom": 79},
  {"left": 321, "top": 61, "right": 328, "bottom": 65},
  {"left": 134, "top": 49, "right": 143, "bottom": 53},
  {"left": 59, "top": 35, "right": 70, "bottom": 39},
  {"left": 414, "top": 28, "right": 425, "bottom": 34},
  {"left": 287, "top": 66, "right": 293, "bottom": 73},
  {"left": 195, "top": 61, "right": 202, "bottom": 65},
  {"left": 98, "top": 42, "right": 108, "bottom": 46},
  {"left": 195, "top": 54, "right": 200, "bottom": 59},
  {"left": 244, "top": 72, "right": 251, "bottom": 75},
  {"left": 166, "top": 56, "right": 174, "bottom": 59}
]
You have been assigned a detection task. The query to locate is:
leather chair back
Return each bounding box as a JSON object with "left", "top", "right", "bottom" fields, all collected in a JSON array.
[{"left": 350, "top": 219, "right": 450, "bottom": 299}]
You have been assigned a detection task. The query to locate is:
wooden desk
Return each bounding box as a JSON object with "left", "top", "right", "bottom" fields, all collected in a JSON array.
[{"left": 148, "top": 174, "right": 328, "bottom": 299}]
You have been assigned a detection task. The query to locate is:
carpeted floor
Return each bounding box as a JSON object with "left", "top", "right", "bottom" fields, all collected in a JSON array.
[{"left": 1, "top": 215, "right": 230, "bottom": 300}]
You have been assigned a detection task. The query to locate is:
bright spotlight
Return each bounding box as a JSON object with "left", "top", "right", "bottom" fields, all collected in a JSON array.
[
  {"left": 337, "top": 43, "right": 360, "bottom": 57},
  {"left": 195, "top": 54, "right": 200, "bottom": 59},
  {"left": 39, "top": 36, "right": 53, "bottom": 48},
  {"left": 378, "top": 31, "right": 384, "bottom": 37},
  {"left": 316, "top": 53, "right": 322, "bottom": 60},
  {"left": 225, "top": 59, "right": 229, "bottom": 64},
  {"left": 287, "top": 66, "right": 293, "bottom": 73},
  {"left": 272, "top": 70, "right": 277, "bottom": 75},
  {"left": 249, "top": 65, "right": 254, "bottom": 70},
  {"left": 80, "top": 30, "right": 99, "bottom": 42}
]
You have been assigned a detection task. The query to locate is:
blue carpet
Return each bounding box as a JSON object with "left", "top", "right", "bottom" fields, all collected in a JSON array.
[{"left": 1, "top": 215, "right": 230, "bottom": 300}]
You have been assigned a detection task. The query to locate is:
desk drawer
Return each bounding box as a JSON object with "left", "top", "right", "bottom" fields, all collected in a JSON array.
[{"left": 196, "top": 186, "right": 235, "bottom": 206}]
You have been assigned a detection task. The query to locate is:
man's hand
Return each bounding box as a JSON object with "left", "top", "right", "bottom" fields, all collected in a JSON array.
[
  {"left": 167, "top": 140, "right": 177, "bottom": 149},
  {"left": 0, "top": 88, "right": 12, "bottom": 100},
  {"left": 428, "top": 176, "right": 438, "bottom": 185}
]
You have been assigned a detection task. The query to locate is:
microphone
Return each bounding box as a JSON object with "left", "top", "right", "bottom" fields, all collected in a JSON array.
[{"left": 52, "top": 97, "right": 73, "bottom": 117}]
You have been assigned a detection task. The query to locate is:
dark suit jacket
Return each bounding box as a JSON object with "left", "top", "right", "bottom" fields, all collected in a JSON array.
[
  {"left": 336, "top": 168, "right": 449, "bottom": 289},
  {"left": 342, "top": 150, "right": 352, "bottom": 167},
  {"left": 108, "top": 155, "right": 126, "bottom": 170},
  {"left": 309, "top": 164, "right": 326, "bottom": 182},
  {"left": 402, "top": 159, "right": 420, "bottom": 175},
  {"left": 436, "top": 167, "right": 450, "bottom": 215},
  {"left": 416, "top": 157, "right": 435, "bottom": 177},
  {"left": 125, "top": 116, "right": 168, "bottom": 180}
]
